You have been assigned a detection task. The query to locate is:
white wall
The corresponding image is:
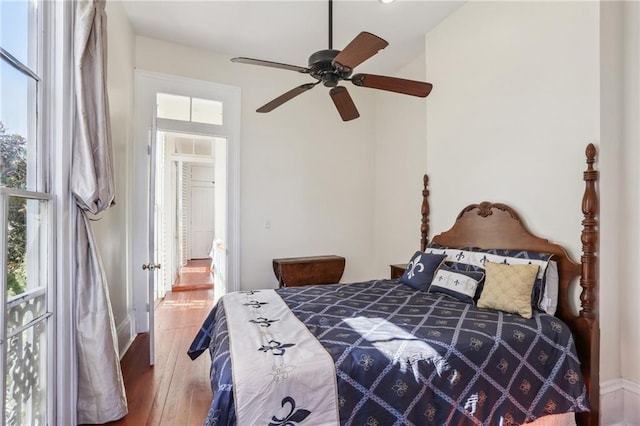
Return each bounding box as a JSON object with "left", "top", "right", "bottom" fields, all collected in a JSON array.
[
  {"left": 99, "top": 0, "right": 136, "bottom": 355},
  {"left": 425, "top": 1, "right": 599, "bottom": 258},
  {"left": 619, "top": 1, "right": 640, "bottom": 422},
  {"left": 372, "top": 54, "right": 428, "bottom": 278},
  {"left": 599, "top": 0, "right": 626, "bottom": 421},
  {"left": 135, "top": 36, "right": 377, "bottom": 289},
  {"left": 424, "top": 1, "right": 640, "bottom": 422}
]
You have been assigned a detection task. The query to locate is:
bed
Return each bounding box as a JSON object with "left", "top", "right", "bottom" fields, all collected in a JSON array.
[{"left": 189, "top": 144, "right": 599, "bottom": 426}]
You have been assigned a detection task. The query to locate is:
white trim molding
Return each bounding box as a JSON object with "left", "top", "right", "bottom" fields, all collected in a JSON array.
[
  {"left": 116, "top": 313, "right": 136, "bottom": 359},
  {"left": 601, "top": 378, "right": 640, "bottom": 426},
  {"left": 132, "top": 70, "right": 241, "bottom": 333},
  {"left": 47, "top": 0, "right": 76, "bottom": 424}
]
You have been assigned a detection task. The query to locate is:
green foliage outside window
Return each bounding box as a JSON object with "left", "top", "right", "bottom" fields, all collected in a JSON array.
[{"left": 0, "top": 122, "right": 28, "bottom": 296}]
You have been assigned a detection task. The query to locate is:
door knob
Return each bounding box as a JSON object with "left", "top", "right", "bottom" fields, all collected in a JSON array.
[{"left": 142, "top": 263, "right": 161, "bottom": 271}]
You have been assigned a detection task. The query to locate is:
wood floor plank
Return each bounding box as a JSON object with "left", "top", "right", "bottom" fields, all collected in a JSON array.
[{"left": 83, "top": 261, "right": 216, "bottom": 426}]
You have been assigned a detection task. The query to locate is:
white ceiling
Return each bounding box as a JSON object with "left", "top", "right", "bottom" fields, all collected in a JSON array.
[{"left": 121, "top": 0, "right": 465, "bottom": 76}]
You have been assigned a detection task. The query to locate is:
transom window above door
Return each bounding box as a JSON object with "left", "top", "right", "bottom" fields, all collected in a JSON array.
[{"left": 156, "top": 93, "right": 223, "bottom": 125}]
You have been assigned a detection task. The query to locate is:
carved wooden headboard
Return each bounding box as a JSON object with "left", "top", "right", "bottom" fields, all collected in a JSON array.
[{"left": 421, "top": 144, "right": 599, "bottom": 426}]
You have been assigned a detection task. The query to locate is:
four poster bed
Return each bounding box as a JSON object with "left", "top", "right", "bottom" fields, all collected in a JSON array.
[{"left": 189, "top": 144, "right": 599, "bottom": 426}]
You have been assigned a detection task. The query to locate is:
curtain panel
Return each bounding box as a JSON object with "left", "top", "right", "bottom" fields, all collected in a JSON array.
[{"left": 73, "top": 0, "right": 127, "bottom": 423}]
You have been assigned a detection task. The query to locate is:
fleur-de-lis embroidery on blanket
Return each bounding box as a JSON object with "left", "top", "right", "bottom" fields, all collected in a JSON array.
[
  {"left": 520, "top": 379, "right": 532, "bottom": 394},
  {"left": 269, "top": 364, "right": 295, "bottom": 382},
  {"left": 244, "top": 300, "right": 267, "bottom": 309},
  {"left": 358, "top": 354, "right": 374, "bottom": 371},
  {"left": 478, "top": 390, "right": 487, "bottom": 406},
  {"left": 503, "top": 413, "right": 517, "bottom": 426},
  {"left": 545, "top": 399, "right": 557, "bottom": 413},
  {"left": 425, "top": 403, "right": 436, "bottom": 421},
  {"left": 469, "top": 338, "right": 482, "bottom": 351},
  {"left": 258, "top": 340, "right": 295, "bottom": 356},
  {"left": 392, "top": 380, "right": 408, "bottom": 396},
  {"left": 268, "top": 396, "right": 311, "bottom": 426},
  {"left": 249, "top": 317, "right": 279, "bottom": 327},
  {"left": 513, "top": 330, "right": 525, "bottom": 342},
  {"left": 240, "top": 290, "right": 260, "bottom": 295},
  {"left": 539, "top": 350, "right": 549, "bottom": 365},
  {"left": 455, "top": 252, "right": 465, "bottom": 261},
  {"left": 564, "top": 369, "right": 579, "bottom": 384},
  {"left": 407, "top": 255, "right": 425, "bottom": 279}
]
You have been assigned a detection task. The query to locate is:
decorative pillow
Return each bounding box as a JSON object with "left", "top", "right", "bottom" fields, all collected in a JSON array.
[
  {"left": 399, "top": 252, "right": 447, "bottom": 291},
  {"left": 539, "top": 260, "right": 559, "bottom": 315},
  {"left": 429, "top": 264, "right": 485, "bottom": 304},
  {"left": 477, "top": 262, "right": 540, "bottom": 319},
  {"left": 442, "top": 261, "right": 486, "bottom": 300},
  {"left": 426, "top": 245, "right": 553, "bottom": 312},
  {"left": 475, "top": 248, "right": 553, "bottom": 310}
]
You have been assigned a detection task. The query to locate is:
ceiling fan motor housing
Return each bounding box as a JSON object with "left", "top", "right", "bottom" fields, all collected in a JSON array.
[{"left": 308, "top": 49, "right": 352, "bottom": 87}]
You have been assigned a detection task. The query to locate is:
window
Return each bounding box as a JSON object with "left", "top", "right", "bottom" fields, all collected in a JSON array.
[
  {"left": 157, "top": 93, "right": 223, "bottom": 125},
  {"left": 0, "top": 0, "right": 53, "bottom": 424},
  {"left": 170, "top": 133, "right": 215, "bottom": 157}
]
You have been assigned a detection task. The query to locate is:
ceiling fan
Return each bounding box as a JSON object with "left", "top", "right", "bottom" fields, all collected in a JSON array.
[{"left": 230, "top": 0, "right": 433, "bottom": 121}]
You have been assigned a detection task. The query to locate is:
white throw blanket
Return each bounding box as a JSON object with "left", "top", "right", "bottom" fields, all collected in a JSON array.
[{"left": 224, "top": 290, "right": 339, "bottom": 425}]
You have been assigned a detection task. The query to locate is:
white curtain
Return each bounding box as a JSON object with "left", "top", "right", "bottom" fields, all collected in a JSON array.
[{"left": 73, "top": 0, "right": 128, "bottom": 423}]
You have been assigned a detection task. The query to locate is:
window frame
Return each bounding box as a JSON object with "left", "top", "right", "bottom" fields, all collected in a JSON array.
[{"left": 0, "top": 0, "right": 73, "bottom": 423}]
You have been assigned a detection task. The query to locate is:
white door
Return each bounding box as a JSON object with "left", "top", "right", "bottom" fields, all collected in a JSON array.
[
  {"left": 189, "top": 165, "right": 215, "bottom": 259},
  {"left": 143, "top": 118, "right": 160, "bottom": 365}
]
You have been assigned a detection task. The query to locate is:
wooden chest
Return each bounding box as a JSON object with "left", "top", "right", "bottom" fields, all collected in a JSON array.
[{"left": 272, "top": 255, "right": 346, "bottom": 288}]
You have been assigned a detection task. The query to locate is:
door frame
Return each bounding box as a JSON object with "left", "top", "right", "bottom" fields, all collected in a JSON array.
[{"left": 132, "top": 70, "right": 241, "bottom": 333}]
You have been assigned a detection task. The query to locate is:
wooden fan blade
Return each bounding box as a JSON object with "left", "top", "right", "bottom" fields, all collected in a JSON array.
[
  {"left": 329, "top": 86, "right": 360, "bottom": 121},
  {"left": 351, "top": 73, "right": 433, "bottom": 97},
  {"left": 257, "top": 83, "right": 317, "bottom": 113},
  {"left": 332, "top": 32, "right": 388, "bottom": 71},
  {"left": 231, "top": 57, "right": 309, "bottom": 73}
]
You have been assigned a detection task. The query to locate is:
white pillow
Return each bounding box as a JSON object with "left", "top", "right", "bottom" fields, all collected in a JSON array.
[{"left": 539, "top": 260, "right": 559, "bottom": 315}]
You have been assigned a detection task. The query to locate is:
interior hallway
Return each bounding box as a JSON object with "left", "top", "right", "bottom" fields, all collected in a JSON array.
[
  {"left": 172, "top": 259, "right": 214, "bottom": 292},
  {"left": 94, "top": 262, "right": 216, "bottom": 425}
]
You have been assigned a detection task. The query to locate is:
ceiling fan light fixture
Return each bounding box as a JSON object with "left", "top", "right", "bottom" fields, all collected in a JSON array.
[{"left": 379, "top": 0, "right": 395, "bottom": 4}]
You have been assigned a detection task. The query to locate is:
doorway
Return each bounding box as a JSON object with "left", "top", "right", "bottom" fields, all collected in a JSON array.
[
  {"left": 132, "top": 70, "right": 240, "bottom": 363},
  {"left": 154, "top": 131, "right": 224, "bottom": 299}
]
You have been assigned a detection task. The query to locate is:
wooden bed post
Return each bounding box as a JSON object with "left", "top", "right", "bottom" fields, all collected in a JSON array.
[
  {"left": 577, "top": 143, "right": 600, "bottom": 426},
  {"left": 421, "top": 175, "right": 430, "bottom": 252},
  {"left": 580, "top": 143, "right": 599, "bottom": 319}
]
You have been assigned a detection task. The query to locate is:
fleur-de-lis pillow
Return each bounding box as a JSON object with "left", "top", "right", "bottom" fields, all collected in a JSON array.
[
  {"left": 429, "top": 264, "right": 485, "bottom": 304},
  {"left": 399, "top": 251, "right": 447, "bottom": 291}
]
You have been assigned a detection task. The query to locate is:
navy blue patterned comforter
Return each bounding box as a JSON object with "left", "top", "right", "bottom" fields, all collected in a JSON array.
[{"left": 189, "top": 280, "right": 588, "bottom": 425}]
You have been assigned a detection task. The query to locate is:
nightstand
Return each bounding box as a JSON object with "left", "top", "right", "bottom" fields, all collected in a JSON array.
[
  {"left": 272, "top": 255, "right": 346, "bottom": 288},
  {"left": 390, "top": 263, "right": 408, "bottom": 279}
]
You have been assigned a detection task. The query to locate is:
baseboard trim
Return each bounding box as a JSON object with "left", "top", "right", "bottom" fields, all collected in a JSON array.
[
  {"left": 116, "top": 312, "right": 136, "bottom": 360},
  {"left": 601, "top": 378, "right": 640, "bottom": 426},
  {"left": 623, "top": 379, "right": 640, "bottom": 425}
]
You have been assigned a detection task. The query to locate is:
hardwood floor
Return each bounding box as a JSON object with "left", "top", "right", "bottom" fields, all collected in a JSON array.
[
  {"left": 172, "top": 259, "right": 214, "bottom": 292},
  {"left": 96, "top": 287, "right": 216, "bottom": 425}
]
